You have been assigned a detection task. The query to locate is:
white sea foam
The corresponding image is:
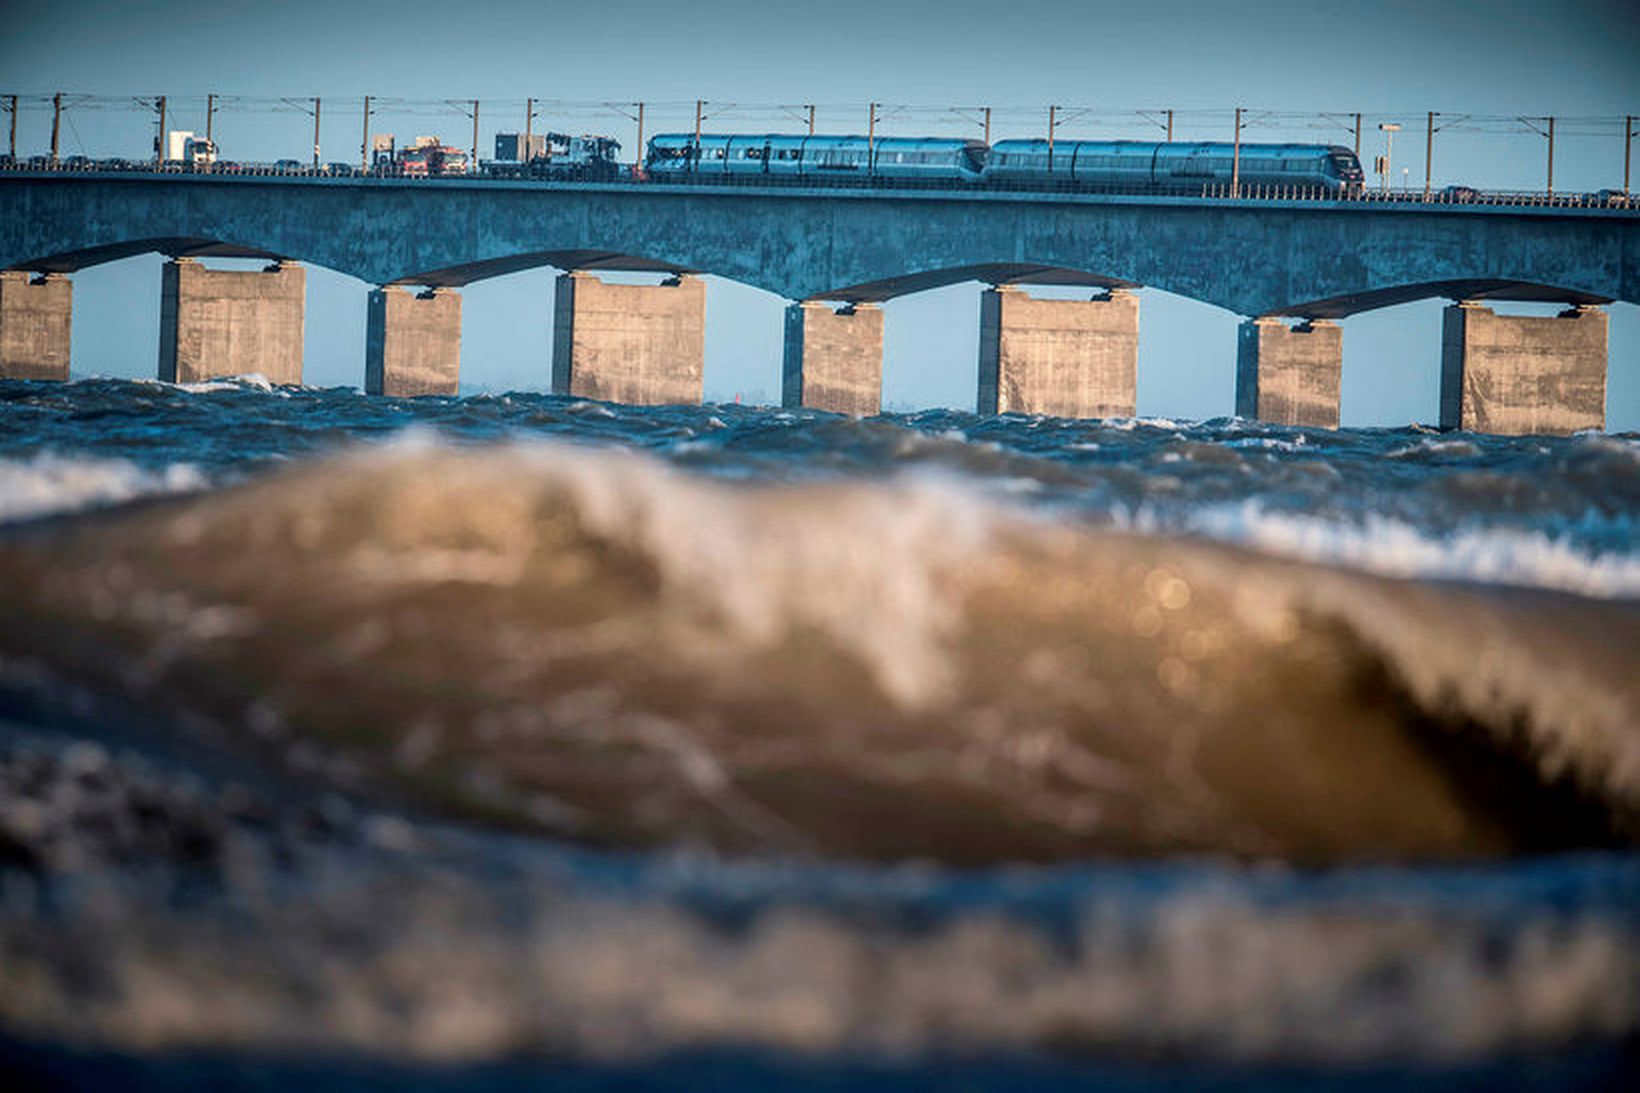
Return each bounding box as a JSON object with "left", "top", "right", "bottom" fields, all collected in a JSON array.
[
  {"left": 1120, "top": 500, "right": 1640, "bottom": 599},
  {"left": 1383, "top": 437, "right": 1481, "bottom": 460},
  {"left": 128, "top": 373, "right": 278, "bottom": 394},
  {"left": 0, "top": 452, "right": 208, "bottom": 525},
  {"left": 1098, "top": 416, "right": 1188, "bottom": 432},
  {"left": 1224, "top": 435, "right": 1310, "bottom": 453},
  {"left": 317, "top": 439, "right": 1000, "bottom": 709}
]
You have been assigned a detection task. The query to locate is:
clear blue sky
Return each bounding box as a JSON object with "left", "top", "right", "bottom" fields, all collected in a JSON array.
[{"left": 4, "top": 0, "right": 1638, "bottom": 426}]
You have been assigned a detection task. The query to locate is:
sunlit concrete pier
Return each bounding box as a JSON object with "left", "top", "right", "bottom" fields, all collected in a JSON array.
[
  {"left": 1439, "top": 302, "right": 1608, "bottom": 434},
  {"left": 1, "top": 171, "right": 1635, "bottom": 433},
  {"left": 977, "top": 287, "right": 1139, "bottom": 418},
  {"left": 0, "top": 270, "right": 71, "bottom": 381},
  {"left": 366, "top": 286, "right": 461, "bottom": 397},
  {"left": 1235, "top": 318, "right": 1343, "bottom": 429},
  {"left": 782, "top": 301, "right": 883, "bottom": 415},
  {"left": 159, "top": 258, "right": 303, "bottom": 385},
  {"left": 551, "top": 272, "right": 705, "bottom": 406}
]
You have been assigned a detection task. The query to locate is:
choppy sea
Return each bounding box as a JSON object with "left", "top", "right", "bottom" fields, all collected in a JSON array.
[{"left": 0, "top": 376, "right": 1636, "bottom": 1089}]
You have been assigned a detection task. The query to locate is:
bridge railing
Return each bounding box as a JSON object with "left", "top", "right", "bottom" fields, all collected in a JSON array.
[{"left": 2, "top": 155, "right": 1635, "bottom": 211}]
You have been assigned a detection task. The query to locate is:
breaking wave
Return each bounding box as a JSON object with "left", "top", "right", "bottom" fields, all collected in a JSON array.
[
  {"left": 0, "top": 438, "right": 1634, "bottom": 865},
  {"left": 1121, "top": 501, "right": 1640, "bottom": 598},
  {"left": 0, "top": 452, "right": 207, "bottom": 524}
]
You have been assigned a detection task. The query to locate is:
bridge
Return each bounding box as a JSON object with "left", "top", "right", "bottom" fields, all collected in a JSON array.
[{"left": 1, "top": 171, "right": 1636, "bottom": 432}]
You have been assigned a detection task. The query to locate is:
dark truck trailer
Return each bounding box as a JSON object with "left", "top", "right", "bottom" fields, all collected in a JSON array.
[{"left": 489, "top": 132, "right": 622, "bottom": 181}]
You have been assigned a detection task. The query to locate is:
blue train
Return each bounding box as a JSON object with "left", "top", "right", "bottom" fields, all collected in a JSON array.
[{"left": 645, "top": 133, "right": 1366, "bottom": 192}]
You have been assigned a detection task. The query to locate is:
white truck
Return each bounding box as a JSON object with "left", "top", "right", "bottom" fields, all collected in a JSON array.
[{"left": 164, "top": 130, "right": 217, "bottom": 166}]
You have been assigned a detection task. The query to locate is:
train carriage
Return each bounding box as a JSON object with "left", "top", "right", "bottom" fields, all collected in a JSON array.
[
  {"left": 646, "top": 134, "right": 985, "bottom": 181},
  {"left": 648, "top": 132, "right": 1363, "bottom": 193},
  {"left": 983, "top": 139, "right": 1364, "bottom": 192}
]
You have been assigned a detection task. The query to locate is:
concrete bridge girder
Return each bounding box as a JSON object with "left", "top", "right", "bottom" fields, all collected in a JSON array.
[{"left": 4, "top": 178, "right": 1634, "bottom": 318}]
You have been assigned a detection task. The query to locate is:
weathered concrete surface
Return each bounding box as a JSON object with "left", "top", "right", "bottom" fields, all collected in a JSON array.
[
  {"left": 978, "top": 287, "right": 1138, "bottom": 418},
  {"left": 781, "top": 301, "right": 882, "bottom": 414},
  {"left": 0, "top": 175, "right": 1634, "bottom": 317},
  {"left": 551, "top": 272, "right": 704, "bottom": 406},
  {"left": 1234, "top": 318, "right": 1342, "bottom": 428},
  {"left": 366, "top": 287, "right": 460, "bottom": 397},
  {"left": 158, "top": 259, "right": 304, "bottom": 385},
  {"left": 1439, "top": 303, "right": 1607, "bottom": 435},
  {"left": 0, "top": 271, "right": 71, "bottom": 380}
]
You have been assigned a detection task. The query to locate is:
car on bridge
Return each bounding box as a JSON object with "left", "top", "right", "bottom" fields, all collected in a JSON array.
[
  {"left": 324, "top": 162, "right": 356, "bottom": 177},
  {"left": 274, "top": 159, "right": 305, "bottom": 174}
]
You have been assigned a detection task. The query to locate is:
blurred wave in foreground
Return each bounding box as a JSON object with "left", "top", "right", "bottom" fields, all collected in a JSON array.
[{"left": 0, "top": 378, "right": 1635, "bottom": 1086}]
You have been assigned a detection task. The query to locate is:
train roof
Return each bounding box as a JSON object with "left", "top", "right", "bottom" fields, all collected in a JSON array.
[
  {"left": 649, "top": 134, "right": 1359, "bottom": 159},
  {"left": 989, "top": 138, "right": 1357, "bottom": 158},
  {"left": 649, "top": 133, "right": 986, "bottom": 149}
]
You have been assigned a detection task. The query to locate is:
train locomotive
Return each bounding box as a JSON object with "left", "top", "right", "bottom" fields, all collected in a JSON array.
[{"left": 645, "top": 133, "right": 1366, "bottom": 193}]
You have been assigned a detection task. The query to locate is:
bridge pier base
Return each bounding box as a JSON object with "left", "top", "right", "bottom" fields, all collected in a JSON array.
[
  {"left": 366, "top": 286, "right": 460, "bottom": 396},
  {"left": 782, "top": 301, "right": 882, "bottom": 414},
  {"left": 977, "top": 286, "right": 1137, "bottom": 418},
  {"left": 0, "top": 271, "right": 72, "bottom": 381},
  {"left": 159, "top": 258, "right": 304, "bottom": 385},
  {"left": 551, "top": 271, "right": 704, "bottom": 406},
  {"left": 1235, "top": 317, "right": 1342, "bottom": 428},
  {"left": 1439, "top": 302, "right": 1606, "bottom": 435}
]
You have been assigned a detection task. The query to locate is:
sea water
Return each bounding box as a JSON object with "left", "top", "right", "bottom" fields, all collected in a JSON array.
[{"left": 0, "top": 377, "right": 1636, "bottom": 1087}]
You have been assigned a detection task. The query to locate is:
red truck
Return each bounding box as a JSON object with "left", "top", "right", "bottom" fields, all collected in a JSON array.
[
  {"left": 375, "top": 136, "right": 470, "bottom": 178},
  {"left": 398, "top": 144, "right": 469, "bottom": 178}
]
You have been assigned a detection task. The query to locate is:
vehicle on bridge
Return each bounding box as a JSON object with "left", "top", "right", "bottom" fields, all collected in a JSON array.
[
  {"left": 487, "top": 132, "right": 622, "bottom": 181},
  {"left": 645, "top": 133, "right": 1364, "bottom": 193},
  {"left": 164, "top": 130, "right": 217, "bottom": 168},
  {"left": 646, "top": 134, "right": 988, "bottom": 181},
  {"left": 374, "top": 135, "right": 470, "bottom": 178},
  {"left": 985, "top": 140, "right": 1365, "bottom": 193}
]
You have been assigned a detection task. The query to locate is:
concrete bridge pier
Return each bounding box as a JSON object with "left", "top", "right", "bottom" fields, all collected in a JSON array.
[
  {"left": 781, "top": 300, "right": 883, "bottom": 414},
  {"left": 1235, "top": 317, "right": 1343, "bottom": 428},
  {"left": 0, "top": 271, "right": 72, "bottom": 381},
  {"left": 159, "top": 258, "right": 304, "bottom": 385},
  {"left": 366, "top": 286, "right": 461, "bottom": 396},
  {"left": 551, "top": 271, "right": 705, "bottom": 406},
  {"left": 1439, "top": 301, "right": 1607, "bottom": 435},
  {"left": 977, "top": 285, "right": 1138, "bottom": 418}
]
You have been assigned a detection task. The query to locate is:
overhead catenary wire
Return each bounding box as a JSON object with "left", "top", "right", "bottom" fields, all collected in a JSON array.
[{"left": 3, "top": 91, "right": 1636, "bottom": 195}]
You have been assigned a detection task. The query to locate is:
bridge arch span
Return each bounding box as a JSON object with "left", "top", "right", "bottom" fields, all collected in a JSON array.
[
  {"left": 809, "top": 262, "right": 1142, "bottom": 304},
  {"left": 395, "top": 249, "right": 690, "bottom": 289},
  {"left": 7, "top": 236, "right": 290, "bottom": 275},
  {"left": 1269, "top": 278, "right": 1616, "bottom": 320}
]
